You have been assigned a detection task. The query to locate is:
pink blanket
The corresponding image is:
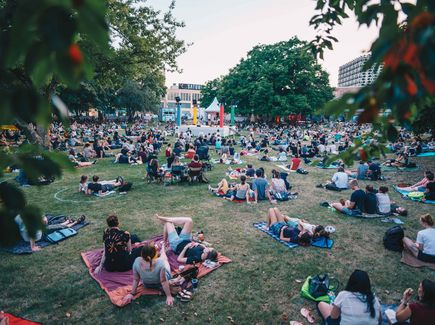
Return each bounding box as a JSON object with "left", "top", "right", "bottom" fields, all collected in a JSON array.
[{"left": 81, "top": 235, "right": 231, "bottom": 307}]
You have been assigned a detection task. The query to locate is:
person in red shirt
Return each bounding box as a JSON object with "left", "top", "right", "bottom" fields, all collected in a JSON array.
[
  {"left": 396, "top": 279, "right": 435, "bottom": 325},
  {"left": 188, "top": 155, "right": 202, "bottom": 169},
  {"left": 289, "top": 154, "right": 301, "bottom": 171},
  {"left": 165, "top": 143, "right": 172, "bottom": 158}
]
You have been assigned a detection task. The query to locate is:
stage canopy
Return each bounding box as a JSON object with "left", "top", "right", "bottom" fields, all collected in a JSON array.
[{"left": 205, "top": 97, "right": 220, "bottom": 113}]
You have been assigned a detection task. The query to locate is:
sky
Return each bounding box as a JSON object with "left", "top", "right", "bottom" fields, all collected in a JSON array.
[{"left": 148, "top": 0, "right": 379, "bottom": 87}]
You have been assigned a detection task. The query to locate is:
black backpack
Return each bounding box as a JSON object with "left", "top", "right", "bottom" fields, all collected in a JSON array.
[
  {"left": 383, "top": 226, "right": 404, "bottom": 252},
  {"left": 118, "top": 182, "right": 133, "bottom": 192},
  {"left": 309, "top": 274, "right": 330, "bottom": 298}
]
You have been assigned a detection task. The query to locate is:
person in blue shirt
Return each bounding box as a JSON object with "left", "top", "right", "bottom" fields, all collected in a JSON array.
[{"left": 251, "top": 169, "right": 276, "bottom": 204}]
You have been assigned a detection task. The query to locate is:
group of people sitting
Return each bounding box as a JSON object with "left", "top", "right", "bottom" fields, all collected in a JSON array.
[
  {"left": 79, "top": 175, "right": 131, "bottom": 196},
  {"left": 398, "top": 170, "right": 435, "bottom": 201},
  {"left": 93, "top": 215, "right": 217, "bottom": 305},
  {"left": 330, "top": 180, "right": 407, "bottom": 216},
  {"left": 210, "top": 168, "right": 295, "bottom": 203}
]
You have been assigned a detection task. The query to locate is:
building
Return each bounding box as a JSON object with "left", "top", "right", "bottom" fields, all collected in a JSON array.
[
  {"left": 338, "top": 54, "right": 382, "bottom": 87},
  {"left": 161, "top": 83, "right": 203, "bottom": 110}
]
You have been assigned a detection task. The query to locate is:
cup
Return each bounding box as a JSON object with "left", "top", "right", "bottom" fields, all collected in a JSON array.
[{"left": 191, "top": 278, "right": 199, "bottom": 289}]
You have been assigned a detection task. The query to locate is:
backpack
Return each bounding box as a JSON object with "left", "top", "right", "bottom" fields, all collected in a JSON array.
[
  {"left": 46, "top": 228, "right": 77, "bottom": 243},
  {"left": 383, "top": 226, "right": 404, "bottom": 252},
  {"left": 309, "top": 274, "right": 330, "bottom": 298},
  {"left": 118, "top": 182, "right": 133, "bottom": 192}
]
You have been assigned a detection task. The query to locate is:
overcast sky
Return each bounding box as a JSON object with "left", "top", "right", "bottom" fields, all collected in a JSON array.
[{"left": 148, "top": 0, "right": 379, "bottom": 87}]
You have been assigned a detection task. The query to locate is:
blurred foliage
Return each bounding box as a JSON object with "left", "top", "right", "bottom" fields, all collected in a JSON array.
[
  {"left": 309, "top": 0, "right": 435, "bottom": 152},
  {"left": 201, "top": 37, "right": 334, "bottom": 117},
  {"left": 0, "top": 0, "right": 185, "bottom": 246}
]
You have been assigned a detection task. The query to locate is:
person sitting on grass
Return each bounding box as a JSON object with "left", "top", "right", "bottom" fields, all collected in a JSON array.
[
  {"left": 356, "top": 160, "right": 369, "bottom": 180},
  {"left": 376, "top": 186, "right": 391, "bottom": 215},
  {"left": 399, "top": 170, "right": 433, "bottom": 192},
  {"left": 86, "top": 175, "right": 122, "bottom": 196},
  {"left": 94, "top": 215, "right": 142, "bottom": 273},
  {"left": 423, "top": 174, "right": 435, "bottom": 201},
  {"left": 331, "top": 180, "right": 366, "bottom": 216},
  {"left": 251, "top": 169, "right": 276, "bottom": 204},
  {"left": 208, "top": 178, "right": 230, "bottom": 196},
  {"left": 245, "top": 164, "right": 255, "bottom": 177},
  {"left": 367, "top": 160, "right": 382, "bottom": 181},
  {"left": 184, "top": 144, "right": 196, "bottom": 159},
  {"left": 288, "top": 154, "right": 301, "bottom": 171},
  {"left": 124, "top": 243, "right": 175, "bottom": 306},
  {"left": 225, "top": 175, "right": 250, "bottom": 202},
  {"left": 402, "top": 214, "right": 435, "bottom": 263},
  {"left": 68, "top": 149, "right": 96, "bottom": 167},
  {"left": 270, "top": 170, "right": 288, "bottom": 197},
  {"left": 395, "top": 279, "right": 435, "bottom": 324},
  {"left": 364, "top": 185, "right": 378, "bottom": 215},
  {"left": 266, "top": 208, "right": 313, "bottom": 245},
  {"left": 317, "top": 167, "right": 349, "bottom": 191},
  {"left": 158, "top": 215, "right": 218, "bottom": 264},
  {"left": 317, "top": 269, "right": 381, "bottom": 325}
]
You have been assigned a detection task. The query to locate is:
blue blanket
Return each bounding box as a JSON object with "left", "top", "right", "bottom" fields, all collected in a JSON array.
[
  {"left": 1, "top": 215, "right": 90, "bottom": 255},
  {"left": 393, "top": 186, "right": 435, "bottom": 204},
  {"left": 383, "top": 166, "right": 420, "bottom": 172},
  {"left": 253, "top": 221, "right": 334, "bottom": 249},
  {"left": 416, "top": 152, "right": 435, "bottom": 157}
]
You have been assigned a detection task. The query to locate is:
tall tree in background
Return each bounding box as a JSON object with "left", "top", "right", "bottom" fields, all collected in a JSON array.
[
  {"left": 201, "top": 38, "right": 333, "bottom": 118},
  {"left": 309, "top": 0, "right": 435, "bottom": 163},
  {"left": 200, "top": 78, "right": 222, "bottom": 108}
]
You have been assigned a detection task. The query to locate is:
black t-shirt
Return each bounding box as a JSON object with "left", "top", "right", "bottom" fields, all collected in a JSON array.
[
  {"left": 350, "top": 189, "right": 366, "bottom": 211},
  {"left": 175, "top": 240, "right": 204, "bottom": 264},
  {"left": 118, "top": 154, "right": 129, "bottom": 164},
  {"left": 88, "top": 182, "right": 102, "bottom": 193},
  {"left": 369, "top": 163, "right": 381, "bottom": 173},
  {"left": 282, "top": 226, "right": 300, "bottom": 243},
  {"left": 246, "top": 168, "right": 255, "bottom": 177},
  {"left": 425, "top": 182, "right": 435, "bottom": 200},
  {"left": 95, "top": 146, "right": 103, "bottom": 157},
  {"left": 365, "top": 192, "right": 377, "bottom": 214}
]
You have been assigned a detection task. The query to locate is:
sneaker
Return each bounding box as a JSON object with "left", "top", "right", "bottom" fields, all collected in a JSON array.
[{"left": 316, "top": 184, "right": 323, "bottom": 188}]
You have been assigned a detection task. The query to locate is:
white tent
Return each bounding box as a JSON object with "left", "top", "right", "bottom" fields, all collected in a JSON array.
[{"left": 205, "top": 97, "right": 220, "bottom": 113}]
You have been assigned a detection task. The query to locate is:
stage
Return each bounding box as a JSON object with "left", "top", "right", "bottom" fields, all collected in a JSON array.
[{"left": 175, "top": 125, "right": 234, "bottom": 137}]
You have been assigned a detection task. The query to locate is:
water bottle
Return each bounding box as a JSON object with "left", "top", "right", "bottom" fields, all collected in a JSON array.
[{"left": 328, "top": 291, "right": 335, "bottom": 303}]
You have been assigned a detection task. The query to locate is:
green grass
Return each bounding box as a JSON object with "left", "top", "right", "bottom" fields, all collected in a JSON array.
[{"left": 1, "top": 144, "right": 434, "bottom": 325}]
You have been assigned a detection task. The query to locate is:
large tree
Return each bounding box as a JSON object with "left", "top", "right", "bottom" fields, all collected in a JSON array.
[{"left": 204, "top": 37, "right": 333, "bottom": 117}]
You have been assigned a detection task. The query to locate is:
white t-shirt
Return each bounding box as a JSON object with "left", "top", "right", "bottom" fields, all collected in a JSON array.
[
  {"left": 332, "top": 172, "right": 349, "bottom": 189},
  {"left": 333, "top": 291, "right": 380, "bottom": 325},
  {"left": 376, "top": 193, "right": 391, "bottom": 214},
  {"left": 416, "top": 228, "right": 435, "bottom": 255}
]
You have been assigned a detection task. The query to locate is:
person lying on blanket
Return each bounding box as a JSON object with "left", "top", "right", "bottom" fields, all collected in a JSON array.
[
  {"left": 208, "top": 178, "right": 230, "bottom": 196},
  {"left": 86, "top": 175, "right": 123, "bottom": 196},
  {"left": 123, "top": 243, "right": 176, "bottom": 306},
  {"left": 158, "top": 215, "right": 218, "bottom": 264},
  {"left": 402, "top": 214, "right": 435, "bottom": 264},
  {"left": 94, "top": 215, "right": 142, "bottom": 273},
  {"left": 398, "top": 170, "right": 433, "bottom": 192},
  {"left": 331, "top": 180, "right": 366, "bottom": 216},
  {"left": 395, "top": 279, "right": 435, "bottom": 324},
  {"left": 225, "top": 175, "right": 250, "bottom": 202},
  {"left": 266, "top": 208, "right": 315, "bottom": 246},
  {"left": 383, "top": 151, "right": 409, "bottom": 167},
  {"left": 14, "top": 214, "right": 85, "bottom": 252}
]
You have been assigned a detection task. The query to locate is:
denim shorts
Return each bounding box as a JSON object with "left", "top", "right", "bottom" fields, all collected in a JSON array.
[
  {"left": 341, "top": 207, "right": 362, "bottom": 217},
  {"left": 168, "top": 231, "right": 192, "bottom": 251},
  {"left": 269, "top": 222, "right": 286, "bottom": 237}
]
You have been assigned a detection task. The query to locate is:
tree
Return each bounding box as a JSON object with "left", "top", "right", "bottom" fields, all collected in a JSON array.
[
  {"left": 204, "top": 37, "right": 334, "bottom": 118},
  {"left": 308, "top": 0, "right": 435, "bottom": 163},
  {"left": 200, "top": 78, "right": 222, "bottom": 108}
]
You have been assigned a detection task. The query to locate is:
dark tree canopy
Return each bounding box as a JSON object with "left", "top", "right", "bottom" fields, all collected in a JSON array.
[{"left": 202, "top": 37, "right": 333, "bottom": 117}]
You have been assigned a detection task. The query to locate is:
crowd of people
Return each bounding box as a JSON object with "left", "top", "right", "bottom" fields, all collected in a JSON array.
[{"left": 3, "top": 118, "right": 435, "bottom": 323}]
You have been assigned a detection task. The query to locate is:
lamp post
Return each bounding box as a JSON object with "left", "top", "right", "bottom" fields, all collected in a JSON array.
[{"left": 175, "top": 96, "right": 181, "bottom": 127}]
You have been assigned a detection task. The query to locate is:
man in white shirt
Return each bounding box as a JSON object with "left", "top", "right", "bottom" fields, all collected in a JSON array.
[{"left": 318, "top": 167, "right": 349, "bottom": 191}]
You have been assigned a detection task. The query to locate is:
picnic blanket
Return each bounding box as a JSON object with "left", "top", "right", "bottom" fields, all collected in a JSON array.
[
  {"left": 383, "top": 166, "right": 420, "bottom": 172},
  {"left": 81, "top": 235, "right": 231, "bottom": 307},
  {"left": 401, "top": 247, "right": 435, "bottom": 270},
  {"left": 393, "top": 186, "right": 435, "bottom": 204},
  {"left": 1, "top": 313, "right": 42, "bottom": 325},
  {"left": 317, "top": 164, "right": 341, "bottom": 169},
  {"left": 253, "top": 222, "right": 334, "bottom": 249},
  {"left": 1, "top": 215, "right": 90, "bottom": 255},
  {"left": 275, "top": 165, "right": 296, "bottom": 173},
  {"left": 416, "top": 152, "right": 435, "bottom": 157}
]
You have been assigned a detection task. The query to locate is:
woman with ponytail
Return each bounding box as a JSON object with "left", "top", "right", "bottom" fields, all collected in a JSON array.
[
  {"left": 318, "top": 269, "right": 381, "bottom": 325},
  {"left": 124, "top": 243, "right": 174, "bottom": 306}
]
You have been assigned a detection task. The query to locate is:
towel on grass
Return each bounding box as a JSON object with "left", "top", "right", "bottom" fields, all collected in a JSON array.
[
  {"left": 81, "top": 235, "right": 231, "bottom": 307},
  {"left": 1, "top": 215, "right": 89, "bottom": 255},
  {"left": 253, "top": 222, "right": 334, "bottom": 249},
  {"left": 416, "top": 152, "right": 435, "bottom": 157},
  {"left": 401, "top": 247, "right": 435, "bottom": 270},
  {"left": 1, "top": 313, "right": 41, "bottom": 325},
  {"left": 393, "top": 186, "right": 435, "bottom": 204},
  {"left": 275, "top": 165, "right": 296, "bottom": 173}
]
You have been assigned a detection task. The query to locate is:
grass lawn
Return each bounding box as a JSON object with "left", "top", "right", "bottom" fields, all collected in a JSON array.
[{"left": 1, "top": 142, "right": 434, "bottom": 325}]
